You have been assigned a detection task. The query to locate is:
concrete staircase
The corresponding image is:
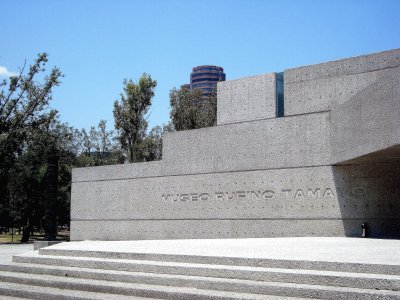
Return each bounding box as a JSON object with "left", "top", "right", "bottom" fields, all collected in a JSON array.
[{"left": 0, "top": 243, "right": 400, "bottom": 299}]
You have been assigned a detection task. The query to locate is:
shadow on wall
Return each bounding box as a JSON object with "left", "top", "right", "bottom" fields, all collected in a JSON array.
[
  {"left": 329, "top": 61, "right": 400, "bottom": 238},
  {"left": 330, "top": 65, "right": 400, "bottom": 164},
  {"left": 333, "top": 163, "right": 400, "bottom": 238}
]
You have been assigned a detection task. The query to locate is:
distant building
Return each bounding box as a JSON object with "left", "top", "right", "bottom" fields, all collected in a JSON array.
[{"left": 183, "top": 65, "right": 226, "bottom": 96}]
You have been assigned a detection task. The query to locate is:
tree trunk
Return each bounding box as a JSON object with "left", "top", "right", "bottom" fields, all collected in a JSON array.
[{"left": 21, "top": 222, "right": 32, "bottom": 243}]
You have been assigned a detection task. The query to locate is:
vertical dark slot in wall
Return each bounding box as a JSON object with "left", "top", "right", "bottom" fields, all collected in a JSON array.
[{"left": 276, "top": 72, "right": 284, "bottom": 118}]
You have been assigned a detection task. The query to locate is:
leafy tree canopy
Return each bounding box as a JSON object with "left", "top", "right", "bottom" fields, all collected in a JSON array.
[
  {"left": 169, "top": 87, "right": 217, "bottom": 131},
  {"left": 0, "top": 53, "right": 63, "bottom": 208},
  {"left": 0, "top": 53, "right": 62, "bottom": 157},
  {"left": 113, "top": 74, "right": 157, "bottom": 163}
]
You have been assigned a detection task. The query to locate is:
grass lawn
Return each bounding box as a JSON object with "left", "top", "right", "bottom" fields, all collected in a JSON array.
[
  {"left": 0, "top": 234, "right": 22, "bottom": 243},
  {"left": 0, "top": 230, "right": 70, "bottom": 244}
]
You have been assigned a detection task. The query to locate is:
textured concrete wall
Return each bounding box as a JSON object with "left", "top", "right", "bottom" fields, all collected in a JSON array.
[
  {"left": 217, "top": 73, "right": 276, "bottom": 125},
  {"left": 71, "top": 48, "right": 400, "bottom": 241},
  {"left": 162, "top": 112, "right": 331, "bottom": 175},
  {"left": 330, "top": 65, "right": 400, "bottom": 164},
  {"left": 71, "top": 163, "right": 400, "bottom": 240},
  {"left": 284, "top": 48, "right": 400, "bottom": 116}
]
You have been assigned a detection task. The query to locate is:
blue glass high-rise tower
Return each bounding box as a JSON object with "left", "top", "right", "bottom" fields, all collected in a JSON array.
[{"left": 182, "top": 65, "right": 226, "bottom": 96}]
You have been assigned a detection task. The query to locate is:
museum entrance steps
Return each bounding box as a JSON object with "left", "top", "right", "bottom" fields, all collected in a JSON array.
[
  {"left": 0, "top": 238, "right": 400, "bottom": 299},
  {"left": 1, "top": 258, "right": 400, "bottom": 300}
]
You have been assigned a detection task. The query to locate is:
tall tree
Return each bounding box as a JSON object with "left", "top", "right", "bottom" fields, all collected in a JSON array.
[
  {"left": 6, "top": 118, "right": 72, "bottom": 241},
  {"left": 198, "top": 88, "right": 217, "bottom": 128},
  {"left": 169, "top": 87, "right": 217, "bottom": 131},
  {"left": 169, "top": 87, "right": 201, "bottom": 131},
  {"left": 0, "top": 53, "right": 62, "bottom": 226},
  {"left": 113, "top": 74, "right": 157, "bottom": 163},
  {"left": 77, "top": 120, "right": 124, "bottom": 167}
]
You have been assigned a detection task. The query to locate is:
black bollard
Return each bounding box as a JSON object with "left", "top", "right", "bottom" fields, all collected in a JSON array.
[{"left": 42, "top": 153, "right": 59, "bottom": 241}]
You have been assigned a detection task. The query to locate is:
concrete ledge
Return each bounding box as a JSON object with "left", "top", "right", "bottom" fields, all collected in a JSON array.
[
  {"left": 34, "top": 241, "right": 63, "bottom": 251},
  {"left": 72, "top": 160, "right": 162, "bottom": 183}
]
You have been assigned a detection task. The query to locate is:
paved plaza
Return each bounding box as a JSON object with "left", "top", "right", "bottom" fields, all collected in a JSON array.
[
  {"left": 43, "top": 237, "right": 400, "bottom": 265},
  {"left": 0, "top": 244, "right": 32, "bottom": 264}
]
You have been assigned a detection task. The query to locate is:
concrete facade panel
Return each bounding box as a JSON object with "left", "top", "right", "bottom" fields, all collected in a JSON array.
[
  {"left": 70, "top": 219, "right": 351, "bottom": 241},
  {"left": 71, "top": 163, "right": 400, "bottom": 240},
  {"left": 331, "top": 66, "right": 400, "bottom": 163},
  {"left": 217, "top": 73, "right": 276, "bottom": 125},
  {"left": 284, "top": 48, "right": 400, "bottom": 116},
  {"left": 162, "top": 112, "right": 331, "bottom": 174}
]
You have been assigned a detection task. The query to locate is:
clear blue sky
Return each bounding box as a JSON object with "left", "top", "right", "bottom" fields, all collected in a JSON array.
[{"left": 1, "top": 0, "right": 399, "bottom": 131}]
